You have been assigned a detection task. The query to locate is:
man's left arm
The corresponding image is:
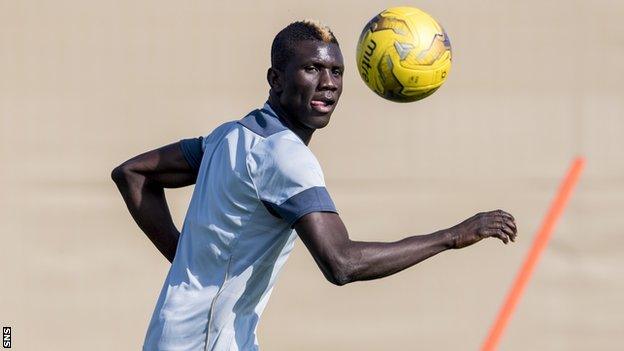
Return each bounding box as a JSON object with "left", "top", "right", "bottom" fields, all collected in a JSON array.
[{"left": 111, "top": 141, "right": 200, "bottom": 263}]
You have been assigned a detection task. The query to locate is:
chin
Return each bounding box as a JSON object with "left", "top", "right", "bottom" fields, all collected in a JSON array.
[{"left": 305, "top": 113, "right": 332, "bottom": 130}]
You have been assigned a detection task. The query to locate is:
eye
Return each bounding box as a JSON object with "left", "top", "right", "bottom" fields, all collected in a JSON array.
[
  {"left": 332, "top": 68, "right": 344, "bottom": 77},
  {"left": 304, "top": 66, "right": 319, "bottom": 73}
]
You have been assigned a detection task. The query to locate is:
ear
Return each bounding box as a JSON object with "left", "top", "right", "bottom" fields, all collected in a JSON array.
[{"left": 267, "top": 67, "right": 283, "bottom": 94}]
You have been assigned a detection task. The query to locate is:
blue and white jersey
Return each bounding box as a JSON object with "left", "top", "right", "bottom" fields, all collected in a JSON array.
[{"left": 143, "top": 103, "right": 337, "bottom": 351}]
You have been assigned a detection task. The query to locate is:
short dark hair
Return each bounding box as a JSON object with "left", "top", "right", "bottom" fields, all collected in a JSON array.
[{"left": 271, "top": 20, "right": 339, "bottom": 70}]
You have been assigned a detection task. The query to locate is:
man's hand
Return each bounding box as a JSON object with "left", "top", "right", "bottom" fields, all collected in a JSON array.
[{"left": 450, "top": 210, "right": 518, "bottom": 249}]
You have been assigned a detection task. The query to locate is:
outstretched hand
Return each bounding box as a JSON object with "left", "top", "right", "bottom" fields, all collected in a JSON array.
[{"left": 451, "top": 210, "right": 517, "bottom": 249}]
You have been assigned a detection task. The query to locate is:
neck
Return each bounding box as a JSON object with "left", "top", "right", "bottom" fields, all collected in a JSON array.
[{"left": 267, "top": 94, "right": 314, "bottom": 145}]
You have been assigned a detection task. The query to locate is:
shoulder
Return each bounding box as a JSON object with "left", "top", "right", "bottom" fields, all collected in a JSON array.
[
  {"left": 182, "top": 121, "right": 239, "bottom": 153},
  {"left": 249, "top": 134, "right": 336, "bottom": 226},
  {"left": 250, "top": 132, "right": 322, "bottom": 176},
  {"left": 201, "top": 121, "right": 239, "bottom": 148}
]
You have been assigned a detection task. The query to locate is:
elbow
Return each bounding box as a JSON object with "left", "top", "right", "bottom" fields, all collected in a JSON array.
[
  {"left": 111, "top": 163, "right": 132, "bottom": 185},
  {"left": 328, "top": 271, "right": 351, "bottom": 286},
  {"left": 326, "top": 256, "right": 355, "bottom": 287}
]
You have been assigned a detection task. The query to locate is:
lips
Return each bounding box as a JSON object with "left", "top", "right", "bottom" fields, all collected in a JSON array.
[{"left": 310, "top": 95, "right": 336, "bottom": 114}]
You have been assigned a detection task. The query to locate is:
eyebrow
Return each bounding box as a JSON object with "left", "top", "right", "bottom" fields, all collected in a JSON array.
[{"left": 303, "top": 59, "right": 344, "bottom": 69}]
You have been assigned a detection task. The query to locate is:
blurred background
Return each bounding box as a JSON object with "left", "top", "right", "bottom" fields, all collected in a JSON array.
[{"left": 1, "top": 0, "right": 622, "bottom": 350}]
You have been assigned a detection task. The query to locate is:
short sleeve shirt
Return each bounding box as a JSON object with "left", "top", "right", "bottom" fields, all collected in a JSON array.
[{"left": 143, "top": 102, "right": 337, "bottom": 351}]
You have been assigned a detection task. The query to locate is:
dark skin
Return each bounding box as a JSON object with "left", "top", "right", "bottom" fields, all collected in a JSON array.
[
  {"left": 111, "top": 142, "right": 195, "bottom": 262},
  {"left": 266, "top": 40, "right": 344, "bottom": 144},
  {"left": 112, "top": 40, "right": 518, "bottom": 284}
]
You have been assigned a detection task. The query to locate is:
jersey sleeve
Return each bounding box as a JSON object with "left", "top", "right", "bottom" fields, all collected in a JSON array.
[
  {"left": 179, "top": 137, "right": 204, "bottom": 171},
  {"left": 179, "top": 122, "right": 237, "bottom": 171},
  {"left": 247, "top": 136, "right": 337, "bottom": 227}
]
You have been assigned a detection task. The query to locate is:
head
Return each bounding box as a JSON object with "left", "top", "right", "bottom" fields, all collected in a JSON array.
[{"left": 268, "top": 20, "right": 344, "bottom": 130}]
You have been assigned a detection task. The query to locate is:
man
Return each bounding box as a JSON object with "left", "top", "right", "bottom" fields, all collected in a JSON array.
[{"left": 112, "top": 20, "right": 517, "bottom": 351}]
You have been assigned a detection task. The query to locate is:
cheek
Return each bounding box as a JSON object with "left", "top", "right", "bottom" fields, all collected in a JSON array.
[
  {"left": 280, "top": 85, "right": 309, "bottom": 112},
  {"left": 294, "top": 74, "right": 317, "bottom": 92},
  {"left": 289, "top": 84, "right": 315, "bottom": 105},
  {"left": 281, "top": 72, "right": 317, "bottom": 106}
]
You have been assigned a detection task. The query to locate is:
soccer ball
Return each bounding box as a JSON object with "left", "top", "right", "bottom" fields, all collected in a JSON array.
[{"left": 356, "top": 7, "right": 452, "bottom": 102}]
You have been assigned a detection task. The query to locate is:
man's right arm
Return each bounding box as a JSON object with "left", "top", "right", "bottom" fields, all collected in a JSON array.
[
  {"left": 294, "top": 210, "right": 517, "bottom": 286},
  {"left": 111, "top": 141, "right": 200, "bottom": 263}
]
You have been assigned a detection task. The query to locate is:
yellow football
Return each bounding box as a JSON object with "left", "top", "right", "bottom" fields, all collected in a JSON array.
[{"left": 356, "top": 7, "right": 452, "bottom": 102}]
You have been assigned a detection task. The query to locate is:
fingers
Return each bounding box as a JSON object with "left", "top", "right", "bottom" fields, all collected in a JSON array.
[
  {"left": 501, "top": 224, "right": 516, "bottom": 242},
  {"left": 488, "top": 210, "right": 518, "bottom": 242},
  {"left": 507, "top": 220, "right": 518, "bottom": 240},
  {"left": 471, "top": 210, "right": 518, "bottom": 246},
  {"left": 496, "top": 219, "right": 517, "bottom": 243},
  {"left": 492, "top": 209, "right": 515, "bottom": 222},
  {"left": 484, "top": 219, "right": 517, "bottom": 245},
  {"left": 485, "top": 229, "right": 509, "bottom": 244}
]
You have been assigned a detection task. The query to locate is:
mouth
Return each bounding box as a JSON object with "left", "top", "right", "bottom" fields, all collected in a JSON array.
[{"left": 310, "top": 96, "right": 336, "bottom": 114}]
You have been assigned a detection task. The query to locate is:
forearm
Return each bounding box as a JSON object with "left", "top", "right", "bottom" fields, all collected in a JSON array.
[
  {"left": 339, "top": 230, "right": 454, "bottom": 284},
  {"left": 297, "top": 211, "right": 517, "bottom": 286},
  {"left": 112, "top": 168, "right": 180, "bottom": 263}
]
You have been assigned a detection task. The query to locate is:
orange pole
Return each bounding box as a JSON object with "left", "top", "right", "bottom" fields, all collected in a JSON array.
[{"left": 481, "top": 157, "right": 585, "bottom": 351}]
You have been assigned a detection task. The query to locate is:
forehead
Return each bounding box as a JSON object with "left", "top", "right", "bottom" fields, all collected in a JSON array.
[{"left": 289, "top": 40, "right": 343, "bottom": 66}]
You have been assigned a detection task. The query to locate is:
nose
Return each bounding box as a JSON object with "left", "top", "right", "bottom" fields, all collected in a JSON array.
[{"left": 318, "top": 68, "right": 338, "bottom": 91}]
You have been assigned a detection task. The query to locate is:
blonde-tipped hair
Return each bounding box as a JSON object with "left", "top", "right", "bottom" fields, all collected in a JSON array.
[
  {"left": 301, "top": 19, "right": 335, "bottom": 42},
  {"left": 271, "top": 20, "right": 339, "bottom": 69}
]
